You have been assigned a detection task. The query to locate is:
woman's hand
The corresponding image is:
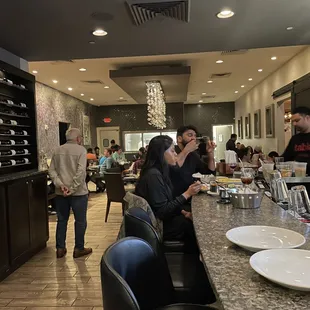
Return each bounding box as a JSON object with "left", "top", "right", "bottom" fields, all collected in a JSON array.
[
  {"left": 181, "top": 210, "right": 193, "bottom": 221},
  {"left": 183, "top": 181, "right": 201, "bottom": 199}
]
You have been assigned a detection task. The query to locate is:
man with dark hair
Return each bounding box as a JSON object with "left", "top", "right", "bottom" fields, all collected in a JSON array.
[
  {"left": 170, "top": 125, "right": 216, "bottom": 197},
  {"left": 226, "top": 133, "right": 238, "bottom": 151},
  {"left": 283, "top": 106, "right": 310, "bottom": 174},
  {"left": 268, "top": 151, "right": 279, "bottom": 162},
  {"left": 110, "top": 139, "right": 119, "bottom": 152}
]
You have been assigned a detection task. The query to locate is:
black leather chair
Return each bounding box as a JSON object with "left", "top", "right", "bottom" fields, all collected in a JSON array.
[
  {"left": 101, "top": 237, "right": 214, "bottom": 310},
  {"left": 124, "top": 208, "right": 216, "bottom": 305},
  {"left": 104, "top": 172, "right": 126, "bottom": 222}
]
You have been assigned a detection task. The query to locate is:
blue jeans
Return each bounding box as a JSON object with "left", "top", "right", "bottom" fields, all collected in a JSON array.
[{"left": 55, "top": 195, "right": 88, "bottom": 250}]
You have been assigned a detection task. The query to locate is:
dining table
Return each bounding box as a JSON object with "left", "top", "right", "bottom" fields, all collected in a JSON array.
[{"left": 192, "top": 194, "right": 310, "bottom": 310}]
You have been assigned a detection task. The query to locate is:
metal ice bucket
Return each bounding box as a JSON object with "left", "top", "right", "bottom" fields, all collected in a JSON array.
[{"left": 229, "top": 190, "right": 264, "bottom": 209}]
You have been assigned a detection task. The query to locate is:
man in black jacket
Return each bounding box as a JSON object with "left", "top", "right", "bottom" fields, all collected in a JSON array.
[
  {"left": 170, "top": 125, "right": 216, "bottom": 197},
  {"left": 226, "top": 133, "right": 238, "bottom": 151}
]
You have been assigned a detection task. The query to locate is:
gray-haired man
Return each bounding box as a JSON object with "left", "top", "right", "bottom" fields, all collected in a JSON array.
[{"left": 49, "top": 128, "right": 92, "bottom": 258}]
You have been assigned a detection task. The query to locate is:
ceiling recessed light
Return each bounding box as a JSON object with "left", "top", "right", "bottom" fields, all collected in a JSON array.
[
  {"left": 216, "top": 60, "right": 224, "bottom": 64},
  {"left": 68, "top": 87, "right": 73, "bottom": 91},
  {"left": 89, "top": 41, "right": 96, "bottom": 44},
  {"left": 32, "top": 70, "right": 38, "bottom": 74},
  {"left": 104, "top": 85, "right": 110, "bottom": 89},
  {"left": 52, "top": 80, "right": 58, "bottom": 84},
  {"left": 286, "top": 26, "right": 294, "bottom": 31},
  {"left": 207, "top": 80, "right": 213, "bottom": 83},
  {"left": 119, "top": 97, "right": 124, "bottom": 100},
  {"left": 90, "top": 98, "right": 94, "bottom": 101},
  {"left": 202, "top": 92, "right": 206, "bottom": 95},
  {"left": 81, "top": 93, "right": 84, "bottom": 96},
  {"left": 79, "top": 68, "right": 87, "bottom": 72},
  {"left": 92, "top": 29, "right": 108, "bottom": 36},
  {"left": 199, "top": 100, "right": 203, "bottom": 103},
  {"left": 217, "top": 10, "right": 234, "bottom": 19},
  {"left": 271, "top": 56, "right": 277, "bottom": 60},
  {"left": 241, "top": 85, "right": 245, "bottom": 88},
  {"left": 248, "top": 78, "right": 253, "bottom": 81},
  {"left": 258, "top": 69, "right": 263, "bottom": 72},
  {"left": 235, "top": 91, "right": 239, "bottom": 94}
]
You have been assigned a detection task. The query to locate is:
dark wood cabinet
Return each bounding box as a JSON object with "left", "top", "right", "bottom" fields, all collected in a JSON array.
[
  {"left": 7, "top": 178, "right": 31, "bottom": 264},
  {"left": 0, "top": 171, "right": 49, "bottom": 281},
  {"left": 0, "top": 185, "right": 9, "bottom": 277},
  {"left": 29, "top": 175, "right": 49, "bottom": 248}
]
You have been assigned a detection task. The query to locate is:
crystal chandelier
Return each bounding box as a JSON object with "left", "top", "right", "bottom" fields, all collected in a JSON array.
[{"left": 146, "top": 81, "right": 166, "bottom": 129}]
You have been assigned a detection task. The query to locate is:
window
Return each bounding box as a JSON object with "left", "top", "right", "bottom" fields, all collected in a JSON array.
[
  {"left": 143, "top": 132, "right": 160, "bottom": 147},
  {"left": 124, "top": 133, "right": 142, "bottom": 151},
  {"left": 123, "top": 130, "right": 177, "bottom": 152}
]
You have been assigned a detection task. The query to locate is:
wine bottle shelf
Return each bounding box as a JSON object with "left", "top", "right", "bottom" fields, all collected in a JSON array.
[
  {"left": 0, "top": 144, "right": 31, "bottom": 147},
  {"left": 0, "top": 101, "right": 28, "bottom": 110},
  {"left": 0, "top": 153, "right": 31, "bottom": 158},
  {"left": 0, "top": 60, "right": 37, "bottom": 176},
  {"left": 0, "top": 123, "right": 31, "bottom": 128},
  {"left": 0, "top": 162, "right": 31, "bottom": 169},
  {"left": 0, "top": 112, "right": 29, "bottom": 119},
  {"left": 0, "top": 134, "right": 30, "bottom": 137}
]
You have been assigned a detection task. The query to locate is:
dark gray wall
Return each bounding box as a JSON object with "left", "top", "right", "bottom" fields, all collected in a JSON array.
[
  {"left": 184, "top": 102, "right": 235, "bottom": 136},
  {"left": 95, "top": 103, "right": 184, "bottom": 145}
]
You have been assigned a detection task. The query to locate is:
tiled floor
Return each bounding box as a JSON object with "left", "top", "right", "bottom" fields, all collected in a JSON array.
[{"left": 0, "top": 186, "right": 123, "bottom": 310}]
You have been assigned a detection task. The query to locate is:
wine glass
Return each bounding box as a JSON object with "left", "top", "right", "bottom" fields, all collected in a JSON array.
[{"left": 241, "top": 168, "right": 254, "bottom": 192}]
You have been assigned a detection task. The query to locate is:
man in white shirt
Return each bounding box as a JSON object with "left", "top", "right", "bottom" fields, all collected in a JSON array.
[{"left": 49, "top": 128, "right": 92, "bottom": 259}]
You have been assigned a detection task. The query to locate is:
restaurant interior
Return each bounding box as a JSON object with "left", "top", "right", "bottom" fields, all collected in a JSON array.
[{"left": 1, "top": 0, "right": 310, "bottom": 309}]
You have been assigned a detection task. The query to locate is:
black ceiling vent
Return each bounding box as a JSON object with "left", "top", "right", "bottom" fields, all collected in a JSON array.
[
  {"left": 126, "top": 0, "right": 190, "bottom": 26},
  {"left": 210, "top": 72, "right": 232, "bottom": 79},
  {"left": 50, "top": 60, "right": 74, "bottom": 65},
  {"left": 221, "top": 50, "right": 248, "bottom": 56},
  {"left": 81, "top": 80, "right": 104, "bottom": 84}
]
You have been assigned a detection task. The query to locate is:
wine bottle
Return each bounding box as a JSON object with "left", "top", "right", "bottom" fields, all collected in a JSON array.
[
  {"left": 0, "top": 118, "right": 3, "bottom": 124},
  {"left": 20, "top": 103, "right": 27, "bottom": 108},
  {"left": 15, "top": 140, "right": 28, "bottom": 145},
  {"left": 4, "top": 120, "right": 18, "bottom": 125},
  {"left": 15, "top": 130, "right": 27, "bottom": 136},
  {"left": 0, "top": 160, "right": 13, "bottom": 167},
  {"left": 0, "top": 140, "right": 15, "bottom": 145},
  {"left": 16, "top": 149, "right": 28, "bottom": 155},
  {"left": 15, "top": 158, "right": 29, "bottom": 165},
  {"left": 0, "top": 150, "right": 14, "bottom": 156},
  {"left": 0, "top": 129, "right": 15, "bottom": 135}
]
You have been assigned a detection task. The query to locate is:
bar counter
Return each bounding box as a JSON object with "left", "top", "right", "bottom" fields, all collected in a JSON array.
[{"left": 192, "top": 194, "right": 310, "bottom": 310}]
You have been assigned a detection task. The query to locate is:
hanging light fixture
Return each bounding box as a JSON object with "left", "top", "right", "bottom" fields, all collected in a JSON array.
[{"left": 146, "top": 81, "right": 166, "bottom": 129}]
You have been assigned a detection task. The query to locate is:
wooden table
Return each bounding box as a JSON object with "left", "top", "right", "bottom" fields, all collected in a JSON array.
[{"left": 192, "top": 194, "right": 310, "bottom": 310}]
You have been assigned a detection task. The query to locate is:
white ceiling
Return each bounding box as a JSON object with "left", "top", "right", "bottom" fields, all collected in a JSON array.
[{"left": 29, "top": 45, "right": 305, "bottom": 106}]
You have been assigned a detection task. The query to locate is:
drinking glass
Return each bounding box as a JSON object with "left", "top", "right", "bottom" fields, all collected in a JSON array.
[
  {"left": 294, "top": 162, "right": 307, "bottom": 177},
  {"left": 241, "top": 168, "right": 254, "bottom": 192},
  {"left": 275, "top": 157, "right": 284, "bottom": 168}
]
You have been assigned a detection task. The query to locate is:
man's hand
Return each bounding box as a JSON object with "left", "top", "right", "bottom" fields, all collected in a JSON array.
[
  {"left": 183, "top": 140, "right": 198, "bottom": 154},
  {"left": 181, "top": 210, "right": 193, "bottom": 221},
  {"left": 206, "top": 140, "right": 216, "bottom": 154},
  {"left": 61, "top": 186, "right": 71, "bottom": 197}
]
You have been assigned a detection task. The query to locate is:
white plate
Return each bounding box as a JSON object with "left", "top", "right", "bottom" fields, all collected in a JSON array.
[
  {"left": 192, "top": 173, "right": 203, "bottom": 179},
  {"left": 250, "top": 249, "right": 310, "bottom": 291},
  {"left": 226, "top": 226, "right": 306, "bottom": 252}
]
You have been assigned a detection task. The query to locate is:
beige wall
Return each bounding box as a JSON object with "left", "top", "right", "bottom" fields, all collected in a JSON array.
[{"left": 235, "top": 46, "right": 310, "bottom": 155}]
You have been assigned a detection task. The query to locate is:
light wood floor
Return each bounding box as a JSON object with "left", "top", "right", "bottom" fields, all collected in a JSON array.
[{"left": 0, "top": 187, "right": 123, "bottom": 310}]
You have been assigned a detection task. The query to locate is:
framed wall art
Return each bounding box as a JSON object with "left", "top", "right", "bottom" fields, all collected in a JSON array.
[
  {"left": 265, "top": 104, "right": 275, "bottom": 138},
  {"left": 254, "top": 109, "right": 261, "bottom": 138},
  {"left": 245, "top": 113, "right": 251, "bottom": 139}
]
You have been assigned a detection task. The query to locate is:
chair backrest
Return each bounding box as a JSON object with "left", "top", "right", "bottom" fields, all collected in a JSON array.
[
  {"left": 124, "top": 208, "right": 172, "bottom": 284},
  {"left": 104, "top": 172, "right": 126, "bottom": 202},
  {"left": 101, "top": 237, "right": 174, "bottom": 310}
]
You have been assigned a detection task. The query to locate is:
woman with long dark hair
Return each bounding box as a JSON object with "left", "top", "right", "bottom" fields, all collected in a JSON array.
[{"left": 135, "top": 135, "right": 201, "bottom": 252}]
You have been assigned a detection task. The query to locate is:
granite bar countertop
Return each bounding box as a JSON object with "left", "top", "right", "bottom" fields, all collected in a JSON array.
[
  {"left": 0, "top": 169, "right": 47, "bottom": 183},
  {"left": 192, "top": 195, "right": 310, "bottom": 310}
]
